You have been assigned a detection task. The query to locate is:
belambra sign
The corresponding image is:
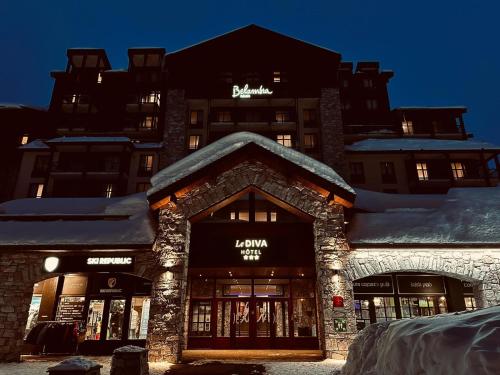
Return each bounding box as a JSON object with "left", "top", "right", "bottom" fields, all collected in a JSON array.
[
  {"left": 235, "top": 239, "right": 268, "bottom": 261},
  {"left": 232, "top": 84, "right": 273, "bottom": 99}
]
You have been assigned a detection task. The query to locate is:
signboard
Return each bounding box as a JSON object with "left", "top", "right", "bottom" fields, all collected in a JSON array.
[
  {"left": 232, "top": 84, "right": 273, "bottom": 99},
  {"left": 43, "top": 256, "right": 135, "bottom": 273},
  {"left": 334, "top": 318, "right": 347, "bottom": 332},
  {"left": 353, "top": 275, "right": 394, "bottom": 295},
  {"left": 61, "top": 275, "right": 88, "bottom": 296},
  {"left": 462, "top": 280, "right": 474, "bottom": 295},
  {"left": 397, "top": 275, "right": 446, "bottom": 295},
  {"left": 235, "top": 239, "right": 268, "bottom": 261},
  {"left": 88, "top": 273, "right": 152, "bottom": 296},
  {"left": 55, "top": 296, "right": 85, "bottom": 322}
]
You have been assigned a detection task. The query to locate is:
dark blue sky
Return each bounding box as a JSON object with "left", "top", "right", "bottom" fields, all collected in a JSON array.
[{"left": 1, "top": 0, "right": 499, "bottom": 143}]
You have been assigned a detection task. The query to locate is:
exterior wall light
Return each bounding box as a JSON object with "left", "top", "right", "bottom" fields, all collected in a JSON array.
[{"left": 44, "top": 256, "right": 60, "bottom": 273}]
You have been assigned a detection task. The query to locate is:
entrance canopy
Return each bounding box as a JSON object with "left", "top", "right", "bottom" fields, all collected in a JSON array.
[{"left": 148, "top": 132, "right": 355, "bottom": 210}]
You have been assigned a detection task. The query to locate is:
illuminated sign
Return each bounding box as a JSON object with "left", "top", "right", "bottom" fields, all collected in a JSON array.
[
  {"left": 235, "top": 239, "right": 268, "bottom": 261},
  {"left": 232, "top": 84, "right": 273, "bottom": 99},
  {"left": 86, "top": 257, "right": 133, "bottom": 266}
]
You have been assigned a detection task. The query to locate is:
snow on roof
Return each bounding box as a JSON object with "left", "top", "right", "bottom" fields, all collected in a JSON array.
[
  {"left": 0, "top": 103, "right": 46, "bottom": 111},
  {"left": 149, "top": 131, "right": 354, "bottom": 196},
  {"left": 394, "top": 106, "right": 467, "bottom": 110},
  {"left": 47, "top": 136, "right": 131, "bottom": 144},
  {"left": 134, "top": 142, "right": 163, "bottom": 149},
  {"left": 19, "top": 139, "right": 50, "bottom": 150},
  {"left": 349, "top": 187, "right": 500, "bottom": 245},
  {"left": 346, "top": 138, "right": 499, "bottom": 152},
  {"left": 0, "top": 194, "right": 155, "bottom": 247}
]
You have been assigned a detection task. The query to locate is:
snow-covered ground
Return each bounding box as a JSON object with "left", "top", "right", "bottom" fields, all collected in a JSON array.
[
  {"left": 0, "top": 357, "right": 344, "bottom": 375},
  {"left": 342, "top": 306, "right": 500, "bottom": 375}
]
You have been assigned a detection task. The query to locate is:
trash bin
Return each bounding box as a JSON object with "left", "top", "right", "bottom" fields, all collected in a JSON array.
[
  {"left": 47, "top": 357, "right": 102, "bottom": 375},
  {"left": 111, "top": 345, "right": 149, "bottom": 375}
]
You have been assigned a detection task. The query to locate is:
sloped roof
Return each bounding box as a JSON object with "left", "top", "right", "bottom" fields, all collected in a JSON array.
[
  {"left": 346, "top": 138, "right": 499, "bottom": 152},
  {"left": 0, "top": 193, "right": 155, "bottom": 248},
  {"left": 149, "top": 132, "right": 354, "bottom": 204},
  {"left": 349, "top": 187, "right": 500, "bottom": 246}
]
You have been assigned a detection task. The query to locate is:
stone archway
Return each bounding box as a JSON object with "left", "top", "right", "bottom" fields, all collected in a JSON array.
[
  {"left": 345, "top": 248, "right": 500, "bottom": 308},
  {"left": 147, "top": 159, "right": 356, "bottom": 362}
]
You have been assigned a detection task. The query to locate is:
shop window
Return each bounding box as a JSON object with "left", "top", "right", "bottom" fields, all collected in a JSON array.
[
  {"left": 354, "top": 299, "right": 371, "bottom": 331},
  {"left": 402, "top": 120, "right": 414, "bottom": 135},
  {"left": 104, "top": 183, "right": 115, "bottom": 198},
  {"left": 380, "top": 162, "right": 397, "bottom": 184},
  {"left": 366, "top": 99, "right": 378, "bottom": 110},
  {"left": 303, "top": 109, "right": 317, "bottom": 127},
  {"left": 21, "top": 134, "right": 29, "bottom": 145},
  {"left": 400, "top": 296, "right": 447, "bottom": 318},
  {"left": 85, "top": 300, "right": 104, "bottom": 340},
  {"left": 190, "top": 110, "right": 203, "bottom": 126},
  {"left": 293, "top": 298, "right": 317, "bottom": 337},
  {"left": 128, "top": 297, "right": 150, "bottom": 340},
  {"left": 25, "top": 295, "right": 42, "bottom": 337},
  {"left": 255, "top": 211, "right": 268, "bottom": 222},
  {"left": 188, "top": 135, "right": 200, "bottom": 150},
  {"left": 139, "top": 115, "right": 157, "bottom": 130},
  {"left": 29, "top": 183, "right": 45, "bottom": 198},
  {"left": 138, "top": 154, "right": 154, "bottom": 176},
  {"left": 373, "top": 297, "right": 397, "bottom": 322},
  {"left": 216, "top": 301, "right": 231, "bottom": 337},
  {"left": 190, "top": 301, "right": 212, "bottom": 336},
  {"left": 276, "top": 134, "right": 292, "bottom": 147},
  {"left": 32, "top": 155, "right": 50, "bottom": 177},
  {"left": 136, "top": 183, "right": 151, "bottom": 192},
  {"left": 349, "top": 162, "right": 365, "bottom": 184},
  {"left": 464, "top": 296, "right": 476, "bottom": 311},
  {"left": 451, "top": 161, "right": 465, "bottom": 180},
  {"left": 416, "top": 162, "right": 429, "bottom": 181},
  {"left": 304, "top": 134, "right": 316, "bottom": 149},
  {"left": 107, "top": 299, "right": 126, "bottom": 340},
  {"left": 216, "top": 110, "right": 232, "bottom": 122},
  {"left": 275, "top": 110, "right": 290, "bottom": 123}
]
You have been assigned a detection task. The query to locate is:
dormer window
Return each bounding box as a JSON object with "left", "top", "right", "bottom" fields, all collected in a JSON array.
[
  {"left": 402, "top": 120, "right": 414, "bottom": 135},
  {"left": 20, "top": 134, "right": 29, "bottom": 145}
]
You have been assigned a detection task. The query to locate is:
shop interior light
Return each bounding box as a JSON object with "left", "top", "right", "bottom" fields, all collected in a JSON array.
[{"left": 44, "top": 257, "right": 60, "bottom": 273}]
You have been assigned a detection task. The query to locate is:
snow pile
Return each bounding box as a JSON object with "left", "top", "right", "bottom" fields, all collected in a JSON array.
[
  {"left": 346, "top": 138, "right": 499, "bottom": 152},
  {"left": 47, "top": 357, "right": 101, "bottom": 371},
  {"left": 265, "top": 359, "right": 345, "bottom": 375},
  {"left": 149, "top": 131, "right": 354, "bottom": 197},
  {"left": 349, "top": 187, "right": 500, "bottom": 244},
  {"left": 19, "top": 139, "right": 49, "bottom": 150},
  {"left": 342, "top": 306, "right": 500, "bottom": 375}
]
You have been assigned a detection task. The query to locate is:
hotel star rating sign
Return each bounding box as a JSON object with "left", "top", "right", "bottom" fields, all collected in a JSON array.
[{"left": 235, "top": 239, "right": 268, "bottom": 261}]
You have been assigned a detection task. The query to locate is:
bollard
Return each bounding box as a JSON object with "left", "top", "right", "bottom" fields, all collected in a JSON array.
[
  {"left": 111, "top": 345, "right": 149, "bottom": 375},
  {"left": 47, "top": 357, "right": 102, "bottom": 375}
]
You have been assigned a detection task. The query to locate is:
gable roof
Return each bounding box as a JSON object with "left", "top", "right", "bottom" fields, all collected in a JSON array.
[{"left": 148, "top": 132, "right": 354, "bottom": 208}]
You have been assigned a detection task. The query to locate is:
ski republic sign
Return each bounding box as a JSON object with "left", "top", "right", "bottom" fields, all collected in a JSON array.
[
  {"left": 232, "top": 84, "right": 273, "bottom": 99},
  {"left": 235, "top": 239, "right": 268, "bottom": 261}
]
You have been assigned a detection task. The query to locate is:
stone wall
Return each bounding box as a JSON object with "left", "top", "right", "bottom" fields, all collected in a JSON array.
[
  {"left": 320, "top": 87, "right": 348, "bottom": 179},
  {"left": 346, "top": 248, "right": 500, "bottom": 307},
  {"left": 159, "top": 89, "right": 187, "bottom": 169}
]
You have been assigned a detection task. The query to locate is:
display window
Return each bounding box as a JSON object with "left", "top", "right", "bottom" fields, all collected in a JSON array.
[
  {"left": 107, "top": 299, "right": 126, "bottom": 340},
  {"left": 129, "top": 297, "right": 151, "bottom": 340},
  {"left": 25, "top": 295, "right": 42, "bottom": 337},
  {"left": 85, "top": 299, "right": 104, "bottom": 340}
]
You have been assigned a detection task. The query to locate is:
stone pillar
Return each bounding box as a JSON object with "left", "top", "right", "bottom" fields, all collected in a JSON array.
[
  {"left": 319, "top": 87, "right": 348, "bottom": 178},
  {"left": 314, "top": 217, "right": 356, "bottom": 360},
  {"left": 0, "top": 253, "right": 43, "bottom": 362},
  {"left": 111, "top": 345, "right": 148, "bottom": 375},
  {"left": 146, "top": 203, "right": 190, "bottom": 363},
  {"left": 160, "top": 89, "right": 187, "bottom": 169}
]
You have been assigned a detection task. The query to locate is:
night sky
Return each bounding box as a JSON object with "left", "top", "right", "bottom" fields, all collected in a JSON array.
[{"left": 1, "top": 0, "right": 499, "bottom": 144}]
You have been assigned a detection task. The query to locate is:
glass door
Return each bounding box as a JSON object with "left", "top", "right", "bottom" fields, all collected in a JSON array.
[{"left": 232, "top": 299, "right": 251, "bottom": 347}]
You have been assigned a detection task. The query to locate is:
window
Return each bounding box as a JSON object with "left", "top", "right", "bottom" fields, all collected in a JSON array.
[
  {"left": 97, "top": 72, "right": 103, "bottom": 84},
  {"left": 188, "top": 135, "right": 200, "bottom": 150},
  {"left": 402, "top": 120, "right": 414, "bottom": 135},
  {"left": 107, "top": 299, "right": 126, "bottom": 340},
  {"left": 138, "top": 154, "right": 154, "bottom": 175},
  {"left": 341, "top": 101, "right": 351, "bottom": 111},
  {"left": 29, "top": 183, "right": 44, "bottom": 198},
  {"left": 129, "top": 297, "right": 150, "bottom": 339},
  {"left": 190, "top": 301, "right": 212, "bottom": 337},
  {"left": 373, "top": 297, "right": 397, "bottom": 323},
  {"left": 349, "top": 162, "right": 365, "bottom": 184},
  {"left": 21, "top": 134, "right": 29, "bottom": 145},
  {"left": 32, "top": 155, "right": 50, "bottom": 176},
  {"left": 273, "top": 71, "right": 281, "bottom": 83},
  {"left": 139, "top": 116, "right": 157, "bottom": 130},
  {"left": 216, "top": 111, "right": 232, "bottom": 122},
  {"left": 140, "top": 91, "right": 160, "bottom": 105},
  {"left": 190, "top": 110, "right": 203, "bottom": 126},
  {"left": 255, "top": 211, "right": 268, "bottom": 222},
  {"left": 366, "top": 99, "right": 378, "bottom": 110},
  {"left": 304, "top": 134, "right": 316, "bottom": 149},
  {"left": 85, "top": 299, "right": 104, "bottom": 340},
  {"left": 451, "top": 162, "right": 465, "bottom": 180},
  {"left": 354, "top": 299, "right": 371, "bottom": 331},
  {"left": 464, "top": 297, "right": 476, "bottom": 311},
  {"left": 104, "top": 183, "right": 115, "bottom": 198},
  {"left": 275, "top": 110, "right": 290, "bottom": 123},
  {"left": 103, "top": 156, "right": 120, "bottom": 172},
  {"left": 238, "top": 211, "right": 249, "bottom": 222},
  {"left": 303, "top": 109, "right": 317, "bottom": 126},
  {"left": 416, "top": 162, "right": 429, "bottom": 181},
  {"left": 136, "top": 183, "right": 151, "bottom": 192},
  {"left": 276, "top": 134, "right": 292, "bottom": 147},
  {"left": 270, "top": 212, "right": 277, "bottom": 222},
  {"left": 380, "top": 162, "right": 397, "bottom": 184},
  {"left": 363, "top": 79, "right": 374, "bottom": 88}
]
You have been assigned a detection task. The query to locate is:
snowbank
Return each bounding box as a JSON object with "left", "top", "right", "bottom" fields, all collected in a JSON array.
[
  {"left": 346, "top": 138, "right": 499, "bottom": 152},
  {"left": 342, "top": 306, "right": 500, "bottom": 375}
]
